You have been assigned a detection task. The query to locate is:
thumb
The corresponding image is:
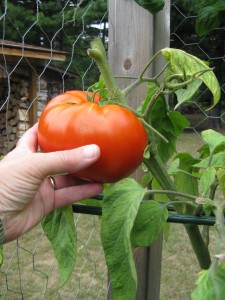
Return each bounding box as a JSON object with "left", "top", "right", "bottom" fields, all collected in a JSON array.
[{"left": 29, "top": 145, "right": 100, "bottom": 179}]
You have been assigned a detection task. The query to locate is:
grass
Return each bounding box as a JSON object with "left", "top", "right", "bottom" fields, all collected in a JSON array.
[
  {"left": 0, "top": 130, "right": 218, "bottom": 299},
  {"left": 160, "top": 130, "right": 217, "bottom": 300},
  {"left": 0, "top": 214, "right": 108, "bottom": 299},
  {"left": 161, "top": 224, "right": 200, "bottom": 300}
]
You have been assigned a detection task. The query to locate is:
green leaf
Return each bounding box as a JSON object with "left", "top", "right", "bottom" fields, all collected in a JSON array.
[
  {"left": 173, "top": 153, "right": 199, "bottom": 213},
  {"left": 137, "top": 82, "right": 159, "bottom": 114},
  {"left": 200, "top": 166, "right": 216, "bottom": 195},
  {"left": 194, "top": 152, "right": 225, "bottom": 168},
  {"left": 41, "top": 205, "right": 76, "bottom": 286},
  {"left": 143, "top": 145, "right": 151, "bottom": 160},
  {"left": 174, "top": 79, "right": 202, "bottom": 109},
  {"left": 152, "top": 178, "right": 170, "bottom": 203},
  {"left": 192, "top": 262, "right": 225, "bottom": 300},
  {"left": 198, "top": 143, "right": 225, "bottom": 160},
  {"left": 131, "top": 201, "right": 168, "bottom": 248},
  {"left": 217, "top": 168, "right": 225, "bottom": 198},
  {"left": 201, "top": 129, "right": 225, "bottom": 155},
  {"left": 168, "top": 158, "right": 180, "bottom": 175},
  {"left": 141, "top": 171, "right": 153, "bottom": 187},
  {"left": 101, "top": 178, "right": 146, "bottom": 300},
  {"left": 162, "top": 48, "right": 221, "bottom": 109},
  {"left": 90, "top": 75, "right": 108, "bottom": 101},
  {"left": 150, "top": 97, "right": 189, "bottom": 163},
  {"left": 134, "top": 0, "right": 165, "bottom": 14},
  {"left": 196, "top": 2, "right": 225, "bottom": 36},
  {"left": 79, "top": 198, "right": 102, "bottom": 207},
  {"left": 167, "top": 110, "right": 189, "bottom": 136}
]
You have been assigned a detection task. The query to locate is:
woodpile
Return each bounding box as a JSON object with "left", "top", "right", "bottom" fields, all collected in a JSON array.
[
  {"left": 0, "top": 76, "right": 30, "bottom": 155},
  {"left": 0, "top": 69, "right": 63, "bottom": 157}
]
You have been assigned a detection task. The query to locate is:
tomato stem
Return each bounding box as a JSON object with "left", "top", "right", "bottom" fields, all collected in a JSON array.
[
  {"left": 140, "top": 50, "right": 163, "bottom": 78},
  {"left": 145, "top": 189, "right": 198, "bottom": 202},
  {"left": 141, "top": 119, "right": 168, "bottom": 143},
  {"left": 145, "top": 130, "right": 211, "bottom": 269},
  {"left": 143, "top": 83, "right": 165, "bottom": 121},
  {"left": 87, "top": 38, "right": 127, "bottom": 105},
  {"left": 122, "top": 52, "right": 167, "bottom": 98}
]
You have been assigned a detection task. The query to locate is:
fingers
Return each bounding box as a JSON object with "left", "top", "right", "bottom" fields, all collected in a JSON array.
[
  {"left": 52, "top": 183, "right": 103, "bottom": 210},
  {"left": 16, "top": 123, "right": 39, "bottom": 152},
  {"left": 48, "top": 174, "right": 89, "bottom": 190},
  {"left": 31, "top": 145, "right": 100, "bottom": 180},
  {"left": 1, "top": 123, "right": 39, "bottom": 162},
  {"left": 15, "top": 124, "right": 101, "bottom": 182},
  {"left": 40, "top": 175, "right": 103, "bottom": 217}
]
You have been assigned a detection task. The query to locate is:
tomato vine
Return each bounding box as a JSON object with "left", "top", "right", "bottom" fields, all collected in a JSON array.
[{"left": 40, "top": 37, "right": 225, "bottom": 299}]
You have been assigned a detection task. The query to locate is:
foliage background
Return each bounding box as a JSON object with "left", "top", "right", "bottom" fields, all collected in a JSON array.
[
  {"left": 170, "top": 0, "right": 225, "bottom": 129},
  {"left": 0, "top": 0, "right": 108, "bottom": 90}
]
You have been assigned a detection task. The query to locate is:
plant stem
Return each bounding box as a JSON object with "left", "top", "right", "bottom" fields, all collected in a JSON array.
[
  {"left": 141, "top": 119, "right": 168, "bottom": 143},
  {"left": 166, "top": 200, "right": 197, "bottom": 210},
  {"left": 143, "top": 83, "right": 165, "bottom": 120},
  {"left": 122, "top": 77, "right": 142, "bottom": 97},
  {"left": 145, "top": 189, "right": 198, "bottom": 202},
  {"left": 185, "top": 223, "right": 211, "bottom": 269},
  {"left": 140, "top": 50, "right": 162, "bottom": 78},
  {"left": 87, "top": 38, "right": 126, "bottom": 104},
  {"left": 122, "top": 77, "right": 158, "bottom": 97},
  {"left": 122, "top": 50, "right": 166, "bottom": 98},
  {"left": 144, "top": 150, "right": 211, "bottom": 269},
  {"left": 107, "top": 100, "right": 143, "bottom": 118},
  {"left": 176, "top": 169, "right": 200, "bottom": 180}
]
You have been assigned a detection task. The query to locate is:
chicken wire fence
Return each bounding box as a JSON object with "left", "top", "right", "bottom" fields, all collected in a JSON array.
[
  {"left": 0, "top": 0, "right": 225, "bottom": 299},
  {"left": 0, "top": 1, "right": 109, "bottom": 299},
  {"left": 161, "top": 1, "right": 225, "bottom": 299},
  {"left": 169, "top": 0, "right": 225, "bottom": 134}
]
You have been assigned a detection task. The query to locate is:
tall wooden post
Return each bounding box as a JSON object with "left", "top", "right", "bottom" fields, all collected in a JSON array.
[
  {"left": 108, "top": 0, "right": 170, "bottom": 299},
  {"left": 146, "top": 4, "right": 171, "bottom": 299},
  {"left": 108, "top": 0, "right": 153, "bottom": 181},
  {"left": 29, "top": 68, "right": 38, "bottom": 126}
]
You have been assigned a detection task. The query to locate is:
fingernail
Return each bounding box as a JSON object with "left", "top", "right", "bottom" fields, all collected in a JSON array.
[{"left": 83, "top": 145, "right": 99, "bottom": 158}]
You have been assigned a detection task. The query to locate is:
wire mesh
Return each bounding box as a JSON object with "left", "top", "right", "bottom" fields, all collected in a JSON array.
[
  {"left": 1, "top": 0, "right": 225, "bottom": 299},
  {"left": 169, "top": 0, "right": 225, "bottom": 134},
  {"left": 0, "top": 1, "right": 108, "bottom": 299},
  {"left": 160, "top": 1, "right": 225, "bottom": 299}
]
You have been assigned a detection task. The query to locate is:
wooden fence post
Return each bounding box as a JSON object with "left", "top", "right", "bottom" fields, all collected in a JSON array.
[
  {"left": 108, "top": 0, "right": 170, "bottom": 299},
  {"left": 29, "top": 68, "right": 38, "bottom": 126},
  {"left": 146, "top": 3, "right": 171, "bottom": 299},
  {"left": 108, "top": 0, "right": 154, "bottom": 180}
]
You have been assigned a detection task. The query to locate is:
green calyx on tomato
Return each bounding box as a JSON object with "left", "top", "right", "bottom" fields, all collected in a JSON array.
[{"left": 38, "top": 90, "right": 148, "bottom": 183}]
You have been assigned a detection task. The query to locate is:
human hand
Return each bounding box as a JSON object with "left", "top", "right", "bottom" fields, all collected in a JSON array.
[{"left": 0, "top": 123, "right": 103, "bottom": 243}]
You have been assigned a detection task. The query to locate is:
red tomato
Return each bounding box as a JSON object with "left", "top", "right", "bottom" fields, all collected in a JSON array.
[
  {"left": 44, "top": 90, "right": 100, "bottom": 109},
  {"left": 38, "top": 90, "right": 148, "bottom": 183}
]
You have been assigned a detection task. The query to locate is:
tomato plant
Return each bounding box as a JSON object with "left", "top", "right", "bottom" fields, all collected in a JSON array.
[
  {"left": 40, "top": 38, "right": 225, "bottom": 300},
  {"left": 38, "top": 90, "right": 148, "bottom": 183}
]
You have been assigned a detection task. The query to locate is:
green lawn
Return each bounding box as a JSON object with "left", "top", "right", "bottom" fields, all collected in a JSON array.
[
  {"left": 0, "top": 214, "right": 108, "bottom": 299},
  {"left": 160, "top": 130, "right": 216, "bottom": 299}
]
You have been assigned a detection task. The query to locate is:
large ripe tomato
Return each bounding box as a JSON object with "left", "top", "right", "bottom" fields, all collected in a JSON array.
[
  {"left": 38, "top": 90, "right": 148, "bottom": 183},
  {"left": 44, "top": 90, "right": 101, "bottom": 109}
]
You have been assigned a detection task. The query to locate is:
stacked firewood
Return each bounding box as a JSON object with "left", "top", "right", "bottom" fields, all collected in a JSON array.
[{"left": 0, "top": 77, "right": 30, "bottom": 155}]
